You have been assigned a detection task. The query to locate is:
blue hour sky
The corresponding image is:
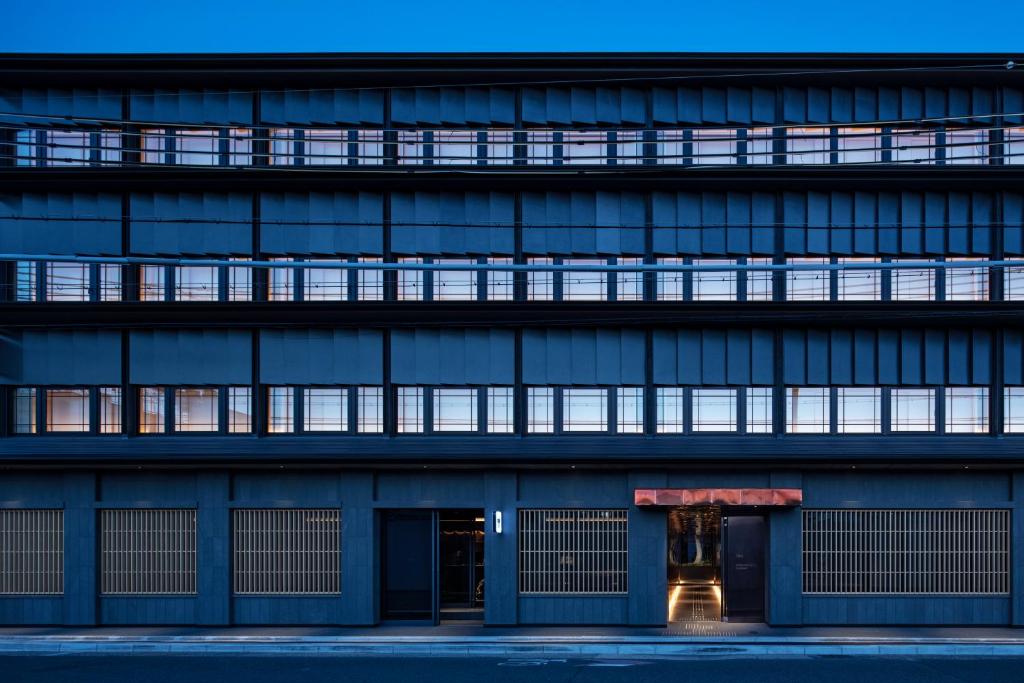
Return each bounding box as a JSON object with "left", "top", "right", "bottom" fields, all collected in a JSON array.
[{"left": 4, "top": 0, "right": 1023, "bottom": 53}]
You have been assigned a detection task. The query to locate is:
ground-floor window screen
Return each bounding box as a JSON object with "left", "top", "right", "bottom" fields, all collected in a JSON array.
[
  {"left": 0, "top": 509, "right": 63, "bottom": 594},
  {"left": 233, "top": 509, "right": 341, "bottom": 595},
  {"left": 100, "top": 509, "right": 197, "bottom": 595},
  {"left": 518, "top": 509, "right": 627, "bottom": 595},
  {"left": 802, "top": 509, "right": 1010, "bottom": 594}
]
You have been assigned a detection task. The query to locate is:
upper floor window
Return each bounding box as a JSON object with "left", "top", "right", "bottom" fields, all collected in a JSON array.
[
  {"left": 945, "top": 387, "right": 988, "bottom": 433},
  {"left": 836, "top": 387, "right": 881, "bottom": 433},
  {"left": 836, "top": 127, "right": 882, "bottom": 164},
  {"left": 786, "top": 387, "right": 829, "bottom": 434},
  {"left": 890, "top": 129, "right": 937, "bottom": 164},
  {"left": 139, "top": 386, "right": 250, "bottom": 435},
  {"left": 786, "top": 127, "right": 831, "bottom": 165},
  {"left": 786, "top": 258, "right": 830, "bottom": 301},
  {"left": 562, "top": 387, "right": 608, "bottom": 432},
  {"left": 1005, "top": 127, "right": 1024, "bottom": 165},
  {"left": 891, "top": 260, "right": 936, "bottom": 301},
  {"left": 562, "top": 259, "right": 607, "bottom": 301},
  {"left": 13, "top": 261, "right": 121, "bottom": 303},
  {"left": 267, "top": 385, "right": 381, "bottom": 434},
  {"left": 692, "top": 259, "right": 737, "bottom": 301},
  {"left": 141, "top": 128, "right": 252, "bottom": 166},
  {"left": 837, "top": 258, "right": 881, "bottom": 301},
  {"left": 433, "top": 259, "right": 478, "bottom": 301},
  {"left": 270, "top": 128, "right": 385, "bottom": 166},
  {"left": 15, "top": 128, "right": 121, "bottom": 166},
  {"left": 691, "top": 129, "right": 737, "bottom": 165},
  {"left": 12, "top": 386, "right": 121, "bottom": 434},
  {"left": 692, "top": 388, "right": 737, "bottom": 432},
  {"left": 399, "top": 129, "right": 513, "bottom": 165},
  {"left": 891, "top": 388, "right": 935, "bottom": 432},
  {"left": 1004, "top": 388, "right": 1024, "bottom": 433},
  {"left": 945, "top": 259, "right": 989, "bottom": 301},
  {"left": 945, "top": 128, "right": 989, "bottom": 165}
]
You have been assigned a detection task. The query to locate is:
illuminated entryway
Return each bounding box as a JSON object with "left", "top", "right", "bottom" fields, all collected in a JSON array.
[{"left": 667, "top": 506, "right": 722, "bottom": 622}]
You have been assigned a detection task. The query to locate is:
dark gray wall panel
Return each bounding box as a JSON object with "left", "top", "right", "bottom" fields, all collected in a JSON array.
[
  {"left": 518, "top": 596, "right": 628, "bottom": 625},
  {"left": 522, "top": 86, "right": 644, "bottom": 126},
  {"left": 14, "top": 330, "right": 121, "bottom": 385},
  {"left": 392, "top": 86, "right": 514, "bottom": 126},
  {"left": 98, "top": 472, "right": 198, "bottom": 502},
  {"left": 391, "top": 191, "right": 513, "bottom": 255},
  {"left": 653, "top": 328, "right": 774, "bottom": 386},
  {"left": 522, "top": 191, "right": 645, "bottom": 256},
  {"left": 260, "top": 88, "right": 384, "bottom": 126},
  {"left": 522, "top": 329, "right": 645, "bottom": 385},
  {"left": 259, "top": 329, "right": 382, "bottom": 385},
  {"left": 130, "top": 89, "right": 252, "bottom": 125},
  {"left": 803, "top": 471, "right": 1010, "bottom": 505},
  {"left": 0, "top": 192, "right": 121, "bottom": 256},
  {"left": 131, "top": 192, "right": 252, "bottom": 256},
  {"left": 390, "top": 328, "right": 513, "bottom": 385},
  {"left": 652, "top": 191, "right": 774, "bottom": 256},
  {"left": 260, "top": 192, "right": 383, "bottom": 256},
  {"left": 0, "top": 87, "right": 121, "bottom": 122},
  {"left": 802, "top": 596, "right": 1008, "bottom": 626},
  {"left": 130, "top": 330, "right": 251, "bottom": 384}
]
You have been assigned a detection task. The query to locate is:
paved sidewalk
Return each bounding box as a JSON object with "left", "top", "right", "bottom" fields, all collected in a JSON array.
[{"left": 1, "top": 624, "right": 1023, "bottom": 657}]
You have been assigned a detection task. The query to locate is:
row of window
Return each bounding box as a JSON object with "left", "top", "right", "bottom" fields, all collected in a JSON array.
[
  {"left": 9, "top": 259, "right": 1021, "bottom": 303},
  {"left": 12, "top": 126, "right": 1024, "bottom": 167},
  {"left": 10, "top": 385, "right": 1021, "bottom": 435},
  {"left": 0, "top": 507, "right": 1009, "bottom": 597}
]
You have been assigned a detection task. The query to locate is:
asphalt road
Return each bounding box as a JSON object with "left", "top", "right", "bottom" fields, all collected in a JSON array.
[{"left": 2, "top": 655, "right": 1022, "bottom": 683}]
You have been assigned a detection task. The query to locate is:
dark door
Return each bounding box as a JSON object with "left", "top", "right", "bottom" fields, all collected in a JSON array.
[
  {"left": 722, "top": 515, "right": 765, "bottom": 622},
  {"left": 381, "top": 510, "right": 435, "bottom": 621}
]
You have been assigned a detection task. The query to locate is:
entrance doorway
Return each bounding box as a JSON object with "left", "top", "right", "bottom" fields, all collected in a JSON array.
[
  {"left": 667, "top": 507, "right": 766, "bottom": 622},
  {"left": 380, "top": 509, "right": 484, "bottom": 623}
]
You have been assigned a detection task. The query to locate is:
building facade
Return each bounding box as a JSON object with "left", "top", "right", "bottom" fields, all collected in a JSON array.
[{"left": 1, "top": 53, "right": 1023, "bottom": 627}]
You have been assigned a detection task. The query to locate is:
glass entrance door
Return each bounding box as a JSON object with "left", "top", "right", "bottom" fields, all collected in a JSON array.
[{"left": 667, "top": 506, "right": 722, "bottom": 621}]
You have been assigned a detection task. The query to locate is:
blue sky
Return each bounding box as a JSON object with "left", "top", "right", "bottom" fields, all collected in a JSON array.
[{"left": 4, "top": 0, "right": 1023, "bottom": 53}]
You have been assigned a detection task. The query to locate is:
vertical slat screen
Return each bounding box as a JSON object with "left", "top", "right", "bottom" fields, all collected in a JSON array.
[
  {"left": 232, "top": 509, "right": 341, "bottom": 595},
  {"left": 802, "top": 509, "right": 1009, "bottom": 594},
  {"left": 0, "top": 509, "right": 64, "bottom": 595},
  {"left": 518, "top": 508, "right": 627, "bottom": 595},
  {"left": 100, "top": 509, "right": 196, "bottom": 595}
]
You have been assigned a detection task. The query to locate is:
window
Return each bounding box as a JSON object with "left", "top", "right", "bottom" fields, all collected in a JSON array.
[
  {"left": 1004, "top": 265, "right": 1024, "bottom": 301},
  {"left": 787, "top": 258, "right": 830, "bottom": 301},
  {"left": 692, "top": 129, "right": 737, "bottom": 165},
  {"left": 945, "top": 387, "right": 988, "bottom": 433},
  {"left": 746, "top": 387, "right": 773, "bottom": 433},
  {"left": 228, "top": 258, "right": 252, "bottom": 301},
  {"left": 13, "top": 388, "right": 37, "bottom": 434},
  {"left": 397, "top": 257, "right": 424, "bottom": 300},
  {"left": 16, "top": 261, "right": 37, "bottom": 301},
  {"left": 691, "top": 388, "right": 736, "bottom": 432},
  {"left": 617, "top": 387, "right": 644, "bottom": 434},
  {"left": 140, "top": 265, "right": 166, "bottom": 301},
  {"left": 487, "top": 257, "right": 514, "bottom": 301},
  {"left": 304, "top": 388, "right": 347, "bottom": 431},
  {"left": 228, "top": 387, "right": 252, "bottom": 433},
  {"left": 233, "top": 509, "right": 341, "bottom": 594},
  {"left": 1005, "top": 388, "right": 1024, "bottom": 433},
  {"left": 527, "top": 387, "right": 554, "bottom": 433},
  {"left": 518, "top": 509, "right": 627, "bottom": 594},
  {"left": 692, "top": 259, "right": 736, "bottom": 301},
  {"left": 891, "top": 129, "right": 937, "bottom": 164},
  {"left": 837, "top": 258, "right": 880, "bottom": 300},
  {"left": 616, "top": 258, "right": 644, "bottom": 301},
  {"left": 656, "top": 257, "right": 685, "bottom": 301},
  {"left": 527, "top": 257, "right": 554, "bottom": 300},
  {"left": 836, "top": 127, "right": 883, "bottom": 164},
  {"left": 271, "top": 129, "right": 384, "bottom": 166},
  {"left": 786, "top": 387, "right": 829, "bottom": 433},
  {"left": 891, "top": 259, "right": 936, "bottom": 301},
  {"left": 46, "top": 388, "right": 89, "bottom": 432},
  {"left": 397, "top": 386, "right": 424, "bottom": 433},
  {"left": 891, "top": 388, "right": 935, "bottom": 432},
  {"left": 99, "top": 387, "right": 122, "bottom": 434},
  {"left": 433, "top": 259, "right": 477, "bottom": 301},
  {"left": 745, "top": 128, "right": 774, "bottom": 165},
  {"left": 139, "top": 387, "right": 165, "bottom": 434},
  {"left": 432, "top": 388, "right": 478, "bottom": 432},
  {"left": 267, "top": 386, "right": 294, "bottom": 433},
  {"left": 786, "top": 127, "right": 830, "bottom": 165},
  {"left": 1006, "top": 127, "right": 1024, "bottom": 165},
  {"left": 174, "top": 388, "right": 219, "bottom": 432},
  {"left": 802, "top": 509, "right": 1009, "bottom": 594},
  {"left": 357, "top": 386, "right": 384, "bottom": 433},
  {"left": 487, "top": 387, "right": 514, "bottom": 433},
  {"left": 303, "top": 260, "right": 347, "bottom": 301},
  {"left": 357, "top": 257, "right": 384, "bottom": 301},
  {"left": 268, "top": 258, "right": 294, "bottom": 301},
  {"left": 176, "top": 129, "right": 221, "bottom": 165},
  {"left": 656, "top": 387, "right": 685, "bottom": 434},
  {"left": 175, "top": 266, "right": 218, "bottom": 301},
  {"left": 837, "top": 387, "right": 881, "bottom": 433},
  {"left": 46, "top": 262, "right": 90, "bottom": 301},
  {"left": 945, "top": 259, "right": 989, "bottom": 301},
  {"left": 745, "top": 258, "right": 774, "bottom": 301},
  {"left": 562, "top": 259, "right": 607, "bottom": 301},
  {"left": 0, "top": 509, "right": 63, "bottom": 595},
  {"left": 945, "top": 128, "right": 989, "bottom": 165},
  {"left": 562, "top": 388, "right": 608, "bottom": 432},
  {"left": 100, "top": 264, "right": 122, "bottom": 302},
  {"left": 100, "top": 509, "right": 196, "bottom": 595}
]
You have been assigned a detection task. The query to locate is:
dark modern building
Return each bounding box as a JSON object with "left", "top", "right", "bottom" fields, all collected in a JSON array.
[{"left": 1, "top": 53, "right": 1023, "bottom": 628}]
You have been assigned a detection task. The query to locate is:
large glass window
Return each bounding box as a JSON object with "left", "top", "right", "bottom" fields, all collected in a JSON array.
[
  {"left": 746, "top": 387, "right": 773, "bottom": 433},
  {"left": 891, "top": 259, "right": 936, "bottom": 301},
  {"left": 303, "top": 260, "right": 347, "bottom": 301},
  {"left": 891, "top": 388, "right": 935, "bottom": 432},
  {"left": 1006, "top": 127, "right": 1024, "bottom": 165},
  {"left": 526, "top": 257, "right": 554, "bottom": 301},
  {"left": 562, "top": 259, "right": 607, "bottom": 301},
  {"left": 432, "top": 388, "right": 478, "bottom": 432},
  {"left": 692, "top": 388, "right": 736, "bottom": 432},
  {"left": 836, "top": 387, "right": 881, "bottom": 433},
  {"left": 13, "top": 387, "right": 37, "bottom": 434},
  {"left": 945, "top": 259, "right": 989, "bottom": 301},
  {"left": 139, "top": 387, "right": 165, "bottom": 434},
  {"left": 174, "top": 388, "right": 219, "bottom": 432},
  {"left": 1004, "top": 388, "right": 1024, "bottom": 433},
  {"left": 891, "top": 129, "right": 937, "bottom": 164},
  {"left": 99, "top": 387, "right": 122, "bottom": 434},
  {"left": 487, "top": 387, "right": 514, "bottom": 433},
  {"left": 945, "top": 387, "right": 989, "bottom": 433},
  {"left": 303, "top": 387, "right": 347, "bottom": 431},
  {"left": 656, "top": 257, "right": 685, "bottom": 301},
  {"left": 745, "top": 258, "right": 774, "bottom": 301},
  {"left": 616, "top": 258, "right": 644, "bottom": 301},
  {"left": 562, "top": 388, "right": 608, "bottom": 432},
  {"left": 15, "top": 261, "right": 37, "bottom": 301},
  {"left": 100, "top": 264, "right": 122, "bottom": 302},
  {"left": 836, "top": 127, "right": 883, "bottom": 164},
  {"left": 786, "top": 127, "right": 831, "bottom": 164},
  {"left": 139, "top": 265, "right": 165, "bottom": 301},
  {"left": 228, "top": 258, "right": 252, "bottom": 302},
  {"left": 656, "top": 387, "right": 685, "bottom": 434},
  {"left": 228, "top": 387, "right": 252, "bottom": 434},
  {"left": 945, "top": 128, "right": 989, "bottom": 165},
  {"left": 45, "top": 262, "right": 90, "bottom": 301},
  {"left": 786, "top": 387, "right": 829, "bottom": 433},
  {"left": 45, "top": 388, "right": 89, "bottom": 432},
  {"left": 487, "top": 257, "right": 514, "bottom": 301},
  {"left": 357, "top": 257, "right": 384, "bottom": 301},
  {"left": 397, "top": 386, "right": 424, "bottom": 433},
  {"left": 433, "top": 259, "right": 477, "bottom": 301},
  {"left": 357, "top": 386, "right": 384, "bottom": 433},
  {"left": 1004, "top": 265, "right": 1024, "bottom": 301},
  {"left": 787, "top": 258, "right": 830, "bottom": 301},
  {"left": 267, "top": 386, "right": 294, "bottom": 433},
  {"left": 691, "top": 259, "right": 737, "bottom": 301},
  {"left": 397, "top": 257, "right": 424, "bottom": 301},
  {"left": 175, "top": 266, "right": 218, "bottom": 301},
  {"left": 617, "top": 387, "right": 644, "bottom": 434},
  {"left": 527, "top": 387, "right": 554, "bottom": 433},
  {"left": 267, "top": 258, "right": 294, "bottom": 301},
  {"left": 837, "top": 258, "right": 880, "bottom": 300},
  {"left": 692, "top": 129, "right": 737, "bottom": 165}
]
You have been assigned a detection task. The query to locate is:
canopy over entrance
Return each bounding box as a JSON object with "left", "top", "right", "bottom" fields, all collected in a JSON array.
[{"left": 634, "top": 488, "right": 802, "bottom": 507}]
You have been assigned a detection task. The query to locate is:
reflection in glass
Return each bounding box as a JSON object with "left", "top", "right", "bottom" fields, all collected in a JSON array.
[
  {"left": 562, "top": 388, "right": 608, "bottom": 431},
  {"left": 433, "top": 388, "right": 478, "bottom": 432},
  {"left": 891, "top": 388, "right": 935, "bottom": 432},
  {"left": 139, "top": 387, "right": 165, "bottom": 434},
  {"left": 692, "top": 389, "right": 736, "bottom": 431},
  {"left": 786, "top": 387, "right": 829, "bottom": 433},
  {"left": 617, "top": 387, "right": 644, "bottom": 433},
  {"left": 837, "top": 258, "right": 880, "bottom": 300},
  {"left": 746, "top": 387, "right": 773, "bottom": 433},
  {"left": 891, "top": 259, "right": 936, "bottom": 301},
  {"left": 945, "top": 387, "right": 988, "bottom": 433},
  {"left": 175, "top": 388, "right": 219, "bottom": 432},
  {"left": 304, "top": 387, "right": 347, "bottom": 431},
  {"left": 656, "top": 387, "right": 685, "bottom": 434},
  {"left": 837, "top": 387, "right": 881, "bottom": 433},
  {"left": 46, "top": 388, "right": 89, "bottom": 432},
  {"left": 692, "top": 259, "right": 736, "bottom": 301},
  {"left": 527, "top": 387, "right": 554, "bottom": 433},
  {"left": 786, "top": 258, "right": 830, "bottom": 301}
]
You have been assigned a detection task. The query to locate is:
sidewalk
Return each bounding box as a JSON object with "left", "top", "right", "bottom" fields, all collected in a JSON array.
[{"left": 1, "top": 623, "right": 1024, "bottom": 657}]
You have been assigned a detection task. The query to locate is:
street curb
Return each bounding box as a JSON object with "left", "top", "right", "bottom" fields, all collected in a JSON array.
[{"left": 1, "top": 636, "right": 1024, "bottom": 657}]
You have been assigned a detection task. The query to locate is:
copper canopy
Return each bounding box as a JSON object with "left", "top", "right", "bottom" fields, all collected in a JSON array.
[{"left": 634, "top": 488, "right": 802, "bottom": 507}]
